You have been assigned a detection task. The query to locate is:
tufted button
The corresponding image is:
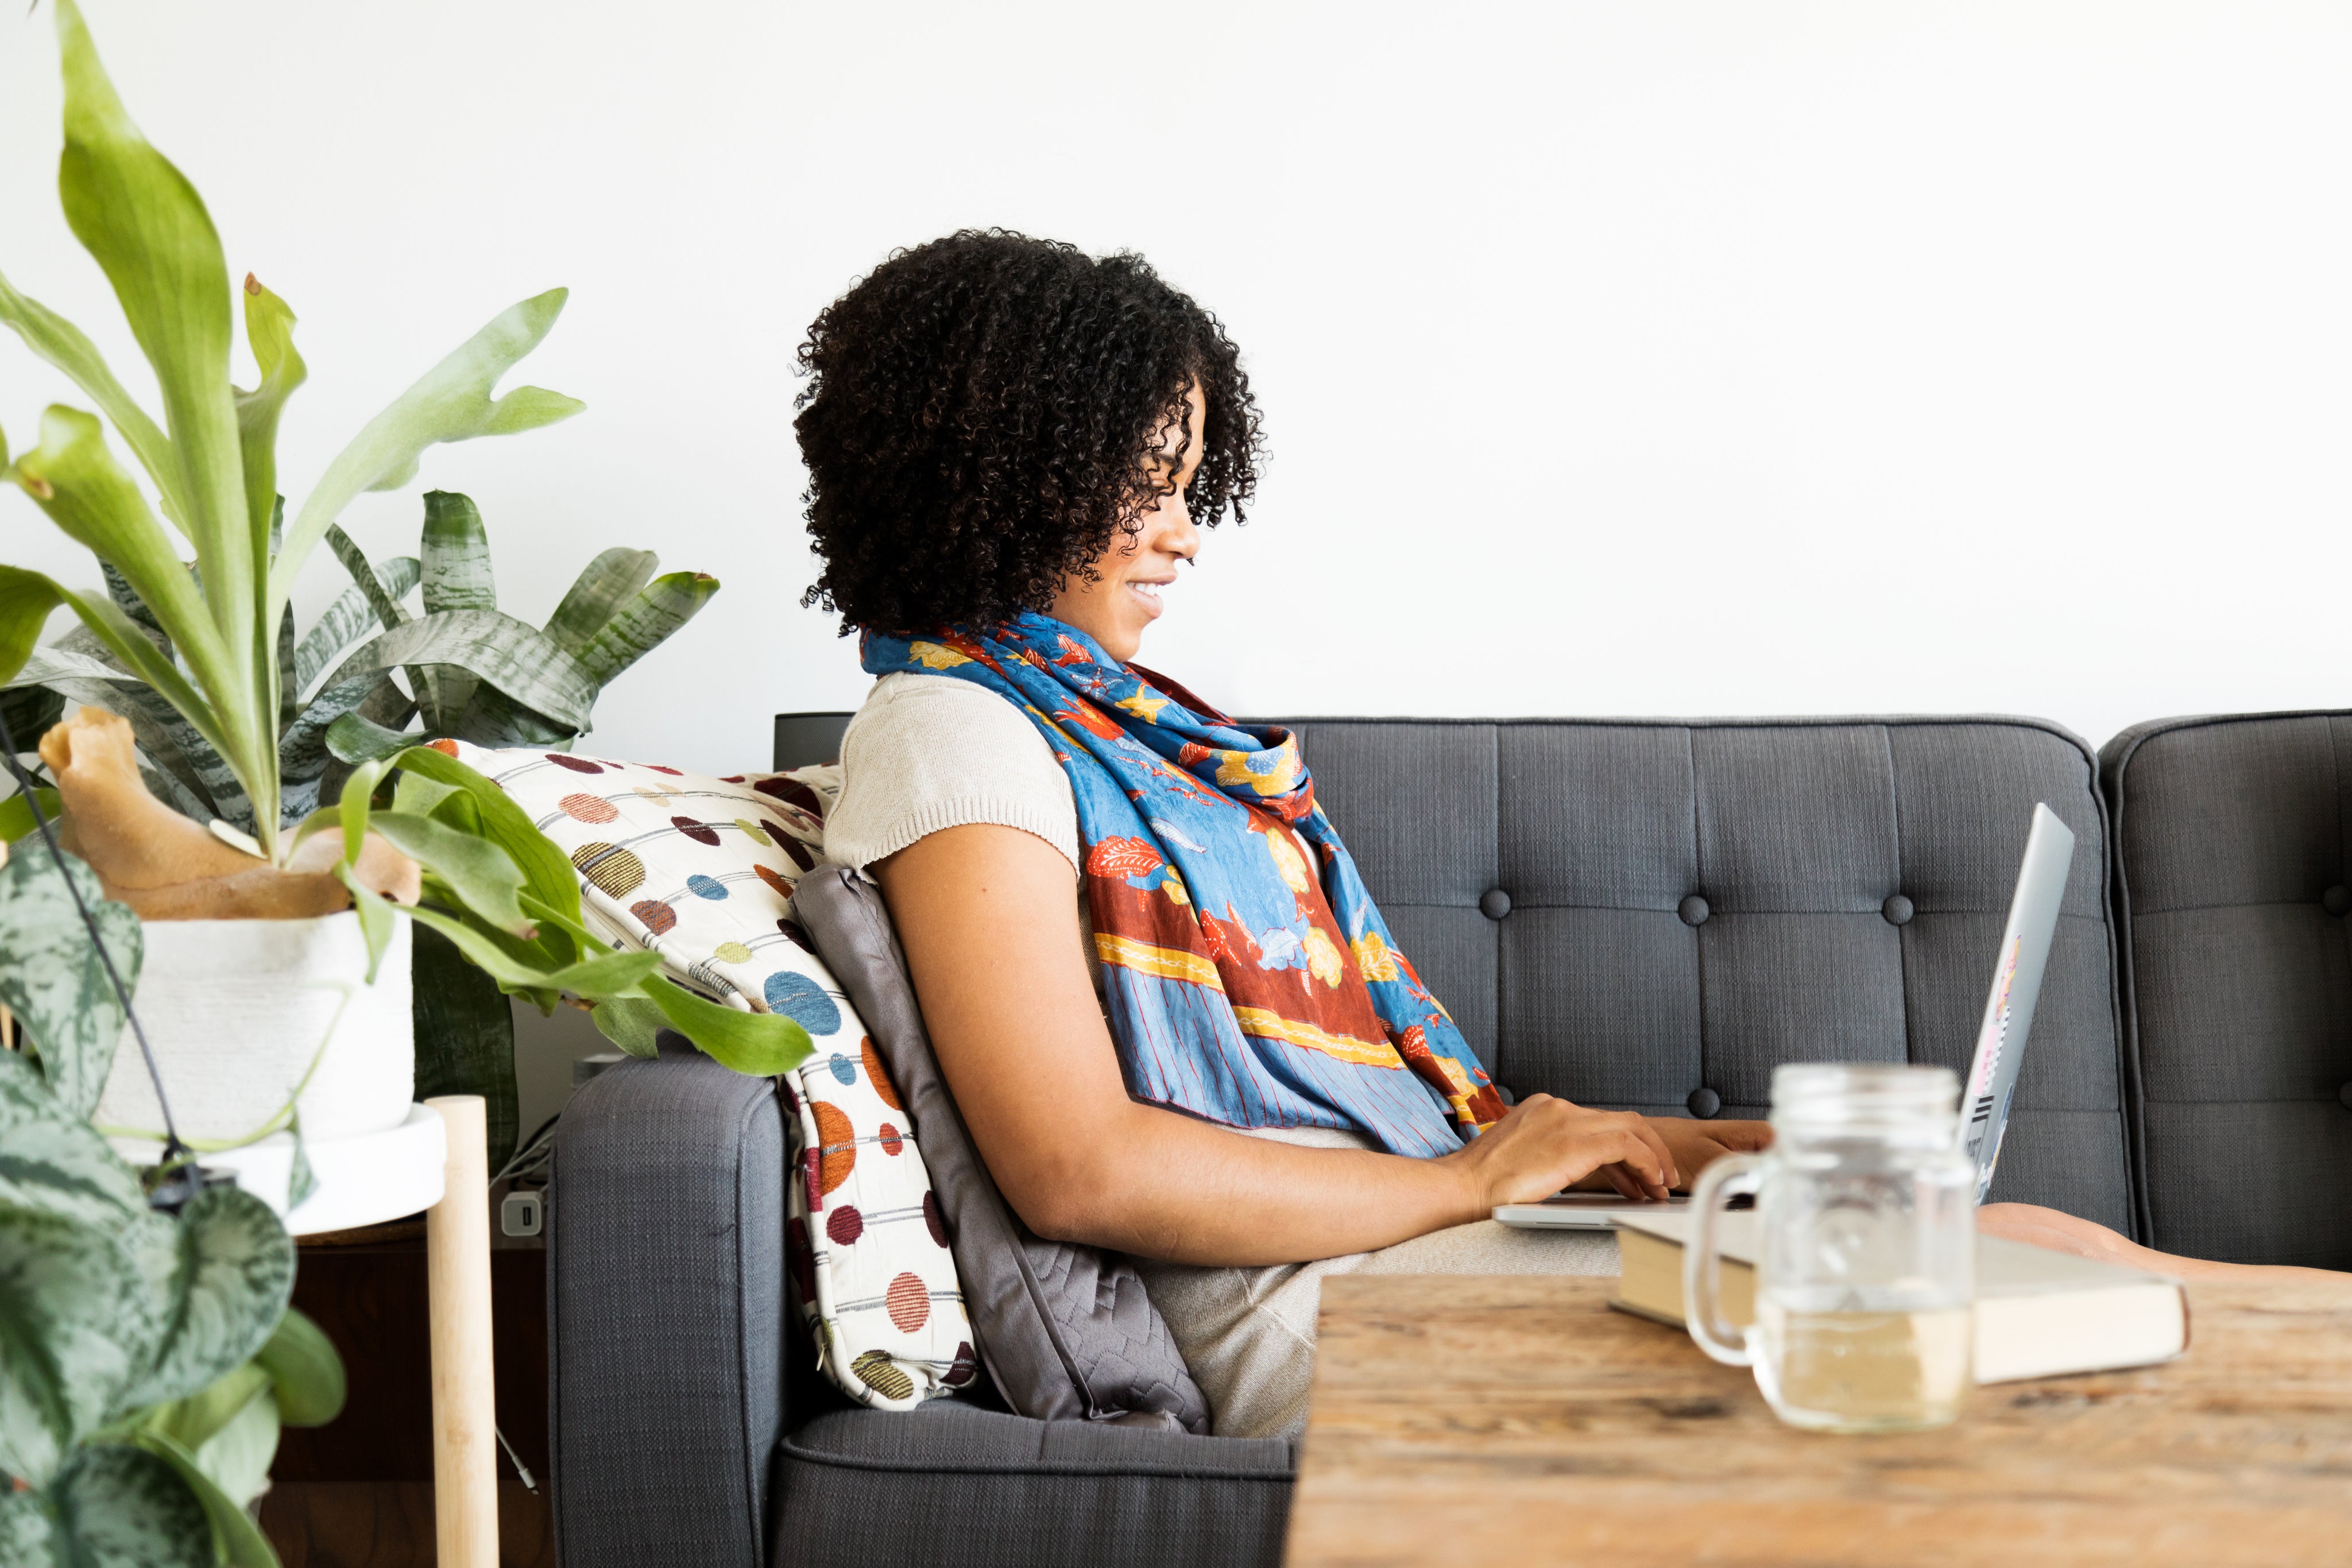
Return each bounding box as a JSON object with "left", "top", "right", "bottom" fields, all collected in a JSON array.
[
  {"left": 1678, "top": 895, "right": 1710, "bottom": 927},
  {"left": 1882, "top": 893, "right": 1915, "bottom": 926},
  {"left": 1479, "top": 888, "right": 1513, "bottom": 920},
  {"left": 1686, "top": 1086, "right": 1722, "bottom": 1119},
  {"left": 2340, "top": 1082, "right": 2352, "bottom": 1110},
  {"left": 2326, "top": 886, "right": 2351, "bottom": 917}
]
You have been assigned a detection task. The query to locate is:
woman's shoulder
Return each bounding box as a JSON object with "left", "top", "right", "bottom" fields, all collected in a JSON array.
[
  {"left": 827, "top": 672, "right": 1078, "bottom": 876},
  {"left": 845, "top": 671, "right": 1057, "bottom": 761}
]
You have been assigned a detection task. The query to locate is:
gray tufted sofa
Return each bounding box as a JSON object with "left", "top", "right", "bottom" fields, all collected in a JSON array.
[{"left": 546, "top": 712, "right": 2350, "bottom": 1567}]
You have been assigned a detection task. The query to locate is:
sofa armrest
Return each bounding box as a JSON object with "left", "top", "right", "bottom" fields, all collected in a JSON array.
[{"left": 548, "top": 1046, "right": 790, "bottom": 1568}]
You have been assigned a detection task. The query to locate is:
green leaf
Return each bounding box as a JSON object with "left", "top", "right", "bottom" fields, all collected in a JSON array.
[
  {"left": 129, "top": 1428, "right": 278, "bottom": 1565},
  {"left": 0, "top": 1051, "right": 146, "bottom": 1231},
  {"left": 0, "top": 839, "right": 141, "bottom": 1118},
  {"left": 575, "top": 571, "right": 719, "bottom": 690},
  {"left": 234, "top": 277, "right": 305, "bottom": 566},
  {"left": 12, "top": 642, "right": 252, "bottom": 831},
  {"left": 393, "top": 766, "right": 460, "bottom": 819},
  {"left": 543, "top": 546, "right": 656, "bottom": 656},
  {"left": 387, "top": 745, "right": 579, "bottom": 922},
  {"left": 0, "top": 265, "right": 188, "bottom": 534},
  {"left": 138, "top": 1358, "right": 268, "bottom": 1456},
  {"left": 55, "top": 0, "right": 256, "bottom": 710},
  {"left": 6, "top": 407, "right": 225, "bottom": 696},
  {"left": 269, "top": 289, "right": 583, "bottom": 617},
  {"left": 286, "top": 1108, "right": 317, "bottom": 1210},
  {"left": 293, "top": 555, "right": 417, "bottom": 694},
  {"left": 323, "top": 705, "right": 416, "bottom": 765},
  {"left": 33, "top": 1440, "right": 214, "bottom": 1568},
  {"left": 323, "top": 523, "right": 410, "bottom": 635},
  {"left": 402, "top": 906, "right": 578, "bottom": 995},
  {"left": 420, "top": 490, "right": 497, "bottom": 613},
  {"left": 0, "top": 513, "right": 237, "bottom": 781},
  {"left": 367, "top": 807, "right": 529, "bottom": 934},
  {"left": 113, "top": 1186, "right": 296, "bottom": 1415},
  {"left": 0, "top": 1206, "right": 148, "bottom": 1485},
  {"left": 409, "top": 923, "right": 520, "bottom": 1171},
  {"left": 591, "top": 995, "right": 664, "bottom": 1059},
  {"left": 0, "top": 565, "right": 66, "bottom": 687},
  {"left": 254, "top": 1305, "right": 345, "bottom": 1428},
  {"left": 337, "top": 757, "right": 381, "bottom": 870},
  {"left": 279, "top": 669, "right": 404, "bottom": 807},
  {"left": 641, "top": 974, "right": 811, "bottom": 1077},
  {"left": 0, "top": 787, "right": 63, "bottom": 845},
  {"left": 450, "top": 686, "right": 577, "bottom": 748},
  {"left": 318, "top": 609, "right": 600, "bottom": 735},
  {"left": 339, "top": 869, "right": 396, "bottom": 986}
]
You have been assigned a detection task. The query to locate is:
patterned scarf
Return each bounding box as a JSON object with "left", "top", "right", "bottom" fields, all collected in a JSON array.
[{"left": 861, "top": 611, "right": 1504, "bottom": 1158}]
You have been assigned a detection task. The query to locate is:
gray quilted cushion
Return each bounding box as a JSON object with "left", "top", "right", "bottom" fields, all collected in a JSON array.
[{"left": 792, "top": 865, "right": 1211, "bottom": 1433}]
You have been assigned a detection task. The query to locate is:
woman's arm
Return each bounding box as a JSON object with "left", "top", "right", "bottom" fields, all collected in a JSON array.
[{"left": 874, "top": 823, "right": 1681, "bottom": 1267}]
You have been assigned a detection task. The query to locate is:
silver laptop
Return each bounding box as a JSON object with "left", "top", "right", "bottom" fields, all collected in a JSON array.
[{"left": 1496, "top": 802, "right": 2076, "bottom": 1228}]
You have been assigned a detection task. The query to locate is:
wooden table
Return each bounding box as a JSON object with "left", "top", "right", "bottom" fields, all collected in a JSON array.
[{"left": 1287, "top": 1273, "right": 2352, "bottom": 1566}]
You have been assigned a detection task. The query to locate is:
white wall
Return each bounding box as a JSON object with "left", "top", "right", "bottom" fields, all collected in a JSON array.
[{"left": 6, "top": 2, "right": 2350, "bottom": 766}]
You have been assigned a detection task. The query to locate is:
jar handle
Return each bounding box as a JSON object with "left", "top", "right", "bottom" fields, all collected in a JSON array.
[{"left": 1684, "top": 1152, "right": 1763, "bottom": 1366}]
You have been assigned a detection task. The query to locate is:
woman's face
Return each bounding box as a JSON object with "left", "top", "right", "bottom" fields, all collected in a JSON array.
[{"left": 1046, "top": 384, "right": 1206, "bottom": 663}]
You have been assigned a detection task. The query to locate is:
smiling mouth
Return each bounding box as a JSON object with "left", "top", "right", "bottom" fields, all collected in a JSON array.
[{"left": 1128, "top": 579, "right": 1172, "bottom": 613}]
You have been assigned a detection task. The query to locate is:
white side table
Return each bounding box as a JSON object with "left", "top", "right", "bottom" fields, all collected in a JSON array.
[{"left": 208, "top": 1095, "right": 499, "bottom": 1567}]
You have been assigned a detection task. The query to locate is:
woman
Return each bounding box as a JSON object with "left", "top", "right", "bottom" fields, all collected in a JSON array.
[{"left": 798, "top": 231, "right": 2323, "bottom": 1438}]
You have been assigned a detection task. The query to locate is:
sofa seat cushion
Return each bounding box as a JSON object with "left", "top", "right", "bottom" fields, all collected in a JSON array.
[{"left": 772, "top": 1400, "right": 1294, "bottom": 1568}]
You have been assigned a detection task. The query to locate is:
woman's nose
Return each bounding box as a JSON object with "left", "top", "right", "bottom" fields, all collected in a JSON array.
[{"left": 1156, "top": 500, "right": 1201, "bottom": 561}]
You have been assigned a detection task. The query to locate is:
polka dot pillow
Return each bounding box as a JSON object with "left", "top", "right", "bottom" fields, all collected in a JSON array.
[{"left": 446, "top": 744, "right": 977, "bottom": 1410}]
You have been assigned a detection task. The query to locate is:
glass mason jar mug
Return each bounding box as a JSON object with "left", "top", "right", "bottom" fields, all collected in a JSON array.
[{"left": 1685, "top": 1063, "right": 1977, "bottom": 1433}]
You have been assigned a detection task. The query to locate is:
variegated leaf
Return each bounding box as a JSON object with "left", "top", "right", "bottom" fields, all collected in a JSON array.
[
  {"left": 0, "top": 1206, "right": 147, "bottom": 1485},
  {"left": 318, "top": 610, "right": 598, "bottom": 734},
  {"left": 0, "top": 834, "right": 141, "bottom": 1118},
  {"left": 0, "top": 1051, "right": 146, "bottom": 1229},
  {"left": 323, "top": 523, "right": 409, "bottom": 634},
  {"left": 113, "top": 1186, "right": 295, "bottom": 1414},
  {"left": 41, "top": 1441, "right": 215, "bottom": 1567},
  {"left": 293, "top": 554, "right": 417, "bottom": 695},
  {"left": 575, "top": 571, "right": 718, "bottom": 689},
  {"left": 420, "top": 490, "right": 496, "bottom": 613},
  {"left": 543, "top": 545, "right": 655, "bottom": 656},
  {"left": 452, "top": 684, "right": 575, "bottom": 747}
]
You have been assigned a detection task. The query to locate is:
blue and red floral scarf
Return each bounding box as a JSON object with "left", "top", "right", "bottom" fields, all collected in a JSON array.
[{"left": 862, "top": 611, "right": 1504, "bottom": 1158}]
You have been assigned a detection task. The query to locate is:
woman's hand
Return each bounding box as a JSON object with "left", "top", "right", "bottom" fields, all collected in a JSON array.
[
  {"left": 1442, "top": 1093, "right": 1681, "bottom": 1210},
  {"left": 1649, "top": 1117, "right": 1774, "bottom": 1193}
]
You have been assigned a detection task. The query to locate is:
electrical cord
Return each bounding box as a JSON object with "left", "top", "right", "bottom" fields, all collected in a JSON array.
[{"left": 0, "top": 702, "right": 214, "bottom": 1211}]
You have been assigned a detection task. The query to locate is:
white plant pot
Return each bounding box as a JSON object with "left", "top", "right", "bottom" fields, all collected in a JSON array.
[{"left": 96, "top": 911, "right": 415, "bottom": 1155}]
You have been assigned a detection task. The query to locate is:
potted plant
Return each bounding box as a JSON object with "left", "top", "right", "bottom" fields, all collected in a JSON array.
[
  {"left": 0, "top": 837, "right": 345, "bottom": 1565},
  {"left": 0, "top": 0, "right": 807, "bottom": 1188}
]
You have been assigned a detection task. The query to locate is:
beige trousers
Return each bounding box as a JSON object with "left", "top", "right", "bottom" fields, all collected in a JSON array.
[{"left": 1132, "top": 1128, "right": 1621, "bottom": 1439}]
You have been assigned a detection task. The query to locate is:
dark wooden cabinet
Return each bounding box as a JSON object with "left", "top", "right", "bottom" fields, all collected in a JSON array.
[{"left": 261, "top": 1211, "right": 555, "bottom": 1567}]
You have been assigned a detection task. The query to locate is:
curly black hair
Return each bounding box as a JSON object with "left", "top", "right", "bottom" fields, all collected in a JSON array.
[{"left": 795, "top": 230, "right": 1264, "bottom": 634}]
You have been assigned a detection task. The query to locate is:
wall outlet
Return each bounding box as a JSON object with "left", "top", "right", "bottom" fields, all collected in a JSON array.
[{"left": 501, "top": 1189, "right": 543, "bottom": 1238}]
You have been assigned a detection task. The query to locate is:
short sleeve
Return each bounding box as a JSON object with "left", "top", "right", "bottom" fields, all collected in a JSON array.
[{"left": 823, "top": 672, "right": 1081, "bottom": 879}]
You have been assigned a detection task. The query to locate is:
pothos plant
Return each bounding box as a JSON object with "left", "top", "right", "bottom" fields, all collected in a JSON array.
[
  {"left": 0, "top": 843, "right": 345, "bottom": 1567},
  {"left": 0, "top": 0, "right": 807, "bottom": 1105}
]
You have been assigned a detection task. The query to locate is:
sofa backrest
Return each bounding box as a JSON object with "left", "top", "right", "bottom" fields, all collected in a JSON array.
[
  {"left": 2102, "top": 713, "right": 2352, "bottom": 1269},
  {"left": 1281, "top": 717, "right": 2133, "bottom": 1233}
]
